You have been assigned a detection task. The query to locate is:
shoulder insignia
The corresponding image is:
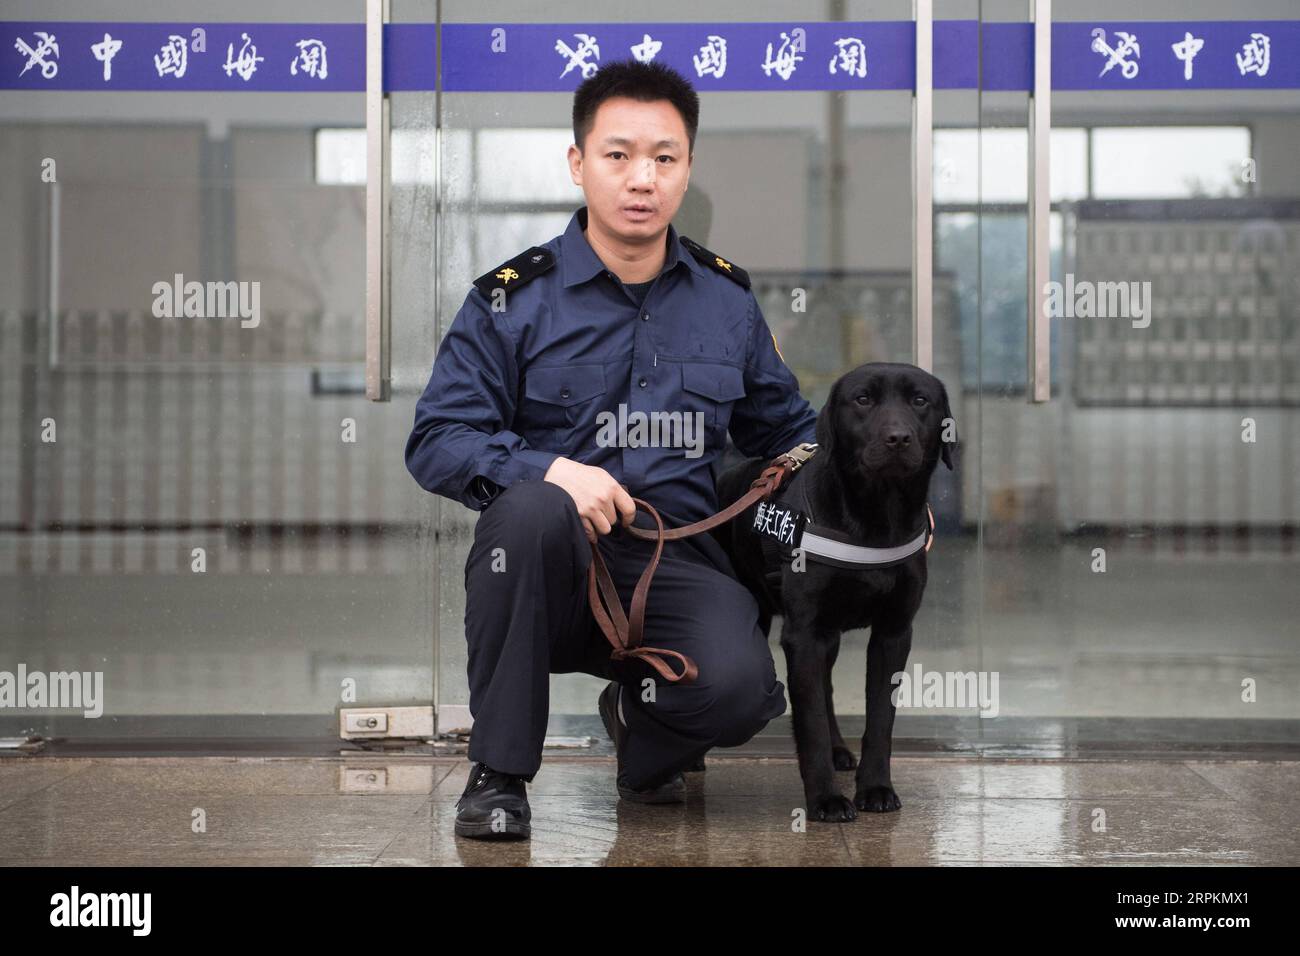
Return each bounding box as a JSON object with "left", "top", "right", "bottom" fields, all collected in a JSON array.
[
  {"left": 473, "top": 246, "right": 555, "bottom": 298},
  {"left": 681, "top": 236, "right": 750, "bottom": 289}
]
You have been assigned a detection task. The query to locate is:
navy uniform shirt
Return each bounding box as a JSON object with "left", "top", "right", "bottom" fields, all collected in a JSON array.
[{"left": 404, "top": 205, "right": 819, "bottom": 523}]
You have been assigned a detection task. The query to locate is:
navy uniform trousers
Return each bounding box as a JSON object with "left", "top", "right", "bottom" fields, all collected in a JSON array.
[{"left": 463, "top": 479, "right": 788, "bottom": 791}]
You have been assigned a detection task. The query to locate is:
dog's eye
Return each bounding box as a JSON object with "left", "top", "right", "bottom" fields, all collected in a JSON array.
[
  {"left": 912, "top": 396, "right": 928, "bottom": 407},
  {"left": 855, "top": 395, "right": 872, "bottom": 406}
]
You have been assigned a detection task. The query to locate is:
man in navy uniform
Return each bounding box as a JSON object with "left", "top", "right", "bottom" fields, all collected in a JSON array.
[{"left": 405, "top": 60, "right": 818, "bottom": 839}]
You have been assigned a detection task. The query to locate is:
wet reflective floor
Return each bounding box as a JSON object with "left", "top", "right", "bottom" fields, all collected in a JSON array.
[{"left": 1, "top": 755, "right": 1297, "bottom": 866}]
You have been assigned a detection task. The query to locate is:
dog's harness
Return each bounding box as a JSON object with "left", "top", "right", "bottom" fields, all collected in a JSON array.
[
  {"left": 752, "top": 464, "right": 933, "bottom": 607},
  {"left": 585, "top": 442, "right": 934, "bottom": 687},
  {"left": 757, "top": 465, "right": 935, "bottom": 566}
]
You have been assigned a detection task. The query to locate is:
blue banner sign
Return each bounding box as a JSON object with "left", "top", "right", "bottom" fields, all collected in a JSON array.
[
  {"left": 1051, "top": 20, "right": 1298, "bottom": 90},
  {"left": 3, "top": 21, "right": 363, "bottom": 91},
  {"left": 2, "top": 20, "right": 1296, "bottom": 92},
  {"left": 440, "top": 21, "right": 919, "bottom": 91}
]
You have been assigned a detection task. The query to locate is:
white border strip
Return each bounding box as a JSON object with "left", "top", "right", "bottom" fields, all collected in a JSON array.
[{"left": 800, "top": 527, "right": 929, "bottom": 566}]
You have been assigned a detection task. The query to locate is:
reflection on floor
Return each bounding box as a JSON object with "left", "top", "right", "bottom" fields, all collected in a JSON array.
[{"left": 2, "top": 755, "right": 1296, "bottom": 866}]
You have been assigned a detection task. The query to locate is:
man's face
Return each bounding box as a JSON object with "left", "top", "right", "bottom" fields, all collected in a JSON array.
[{"left": 568, "top": 96, "right": 692, "bottom": 243}]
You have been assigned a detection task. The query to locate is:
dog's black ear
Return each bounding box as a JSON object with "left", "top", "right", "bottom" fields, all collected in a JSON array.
[
  {"left": 938, "top": 382, "right": 956, "bottom": 470},
  {"left": 814, "top": 377, "right": 840, "bottom": 462}
]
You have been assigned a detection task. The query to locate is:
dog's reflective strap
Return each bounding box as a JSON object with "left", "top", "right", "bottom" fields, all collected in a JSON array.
[
  {"left": 789, "top": 467, "right": 935, "bottom": 568},
  {"left": 586, "top": 497, "right": 699, "bottom": 684},
  {"left": 795, "top": 515, "right": 932, "bottom": 569}
]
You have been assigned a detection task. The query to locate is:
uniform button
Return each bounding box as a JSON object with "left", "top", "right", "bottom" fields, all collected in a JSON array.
[
  {"left": 560, "top": 387, "right": 571, "bottom": 399},
  {"left": 641, "top": 313, "right": 649, "bottom": 321},
  {"left": 638, "top": 378, "right": 648, "bottom": 388}
]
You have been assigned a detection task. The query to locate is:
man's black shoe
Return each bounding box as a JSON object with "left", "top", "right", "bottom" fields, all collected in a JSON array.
[
  {"left": 598, "top": 681, "right": 686, "bottom": 804},
  {"left": 454, "top": 761, "right": 531, "bottom": 839}
]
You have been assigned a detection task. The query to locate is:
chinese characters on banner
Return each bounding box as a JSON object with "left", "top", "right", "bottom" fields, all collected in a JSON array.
[
  {"left": 3, "top": 22, "right": 356, "bottom": 90},
  {"left": 3, "top": 21, "right": 1297, "bottom": 92},
  {"left": 446, "top": 21, "right": 1297, "bottom": 92}
]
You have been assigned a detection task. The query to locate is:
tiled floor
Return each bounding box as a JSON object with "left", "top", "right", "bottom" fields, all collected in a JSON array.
[{"left": 2, "top": 755, "right": 1297, "bottom": 866}]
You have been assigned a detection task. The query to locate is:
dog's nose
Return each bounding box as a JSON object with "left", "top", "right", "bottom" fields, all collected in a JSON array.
[{"left": 883, "top": 429, "right": 912, "bottom": 451}]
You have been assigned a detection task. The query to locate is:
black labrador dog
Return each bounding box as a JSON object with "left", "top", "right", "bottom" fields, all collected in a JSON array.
[{"left": 712, "top": 362, "right": 956, "bottom": 821}]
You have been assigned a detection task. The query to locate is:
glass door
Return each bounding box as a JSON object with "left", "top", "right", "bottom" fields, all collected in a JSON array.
[
  {"left": 970, "top": 0, "right": 1300, "bottom": 741},
  {"left": 409, "top": 0, "right": 952, "bottom": 733},
  {"left": 11, "top": 0, "right": 1287, "bottom": 751},
  {"left": 0, "top": 1, "right": 435, "bottom": 741}
]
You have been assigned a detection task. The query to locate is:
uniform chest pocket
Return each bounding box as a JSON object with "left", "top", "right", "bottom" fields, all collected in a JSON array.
[
  {"left": 680, "top": 362, "right": 747, "bottom": 430},
  {"left": 521, "top": 363, "right": 607, "bottom": 430}
]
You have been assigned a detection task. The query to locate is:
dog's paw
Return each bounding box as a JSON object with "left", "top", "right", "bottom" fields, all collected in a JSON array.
[
  {"left": 809, "top": 793, "right": 858, "bottom": 822},
  {"left": 854, "top": 785, "right": 902, "bottom": 813},
  {"left": 831, "top": 746, "right": 857, "bottom": 770}
]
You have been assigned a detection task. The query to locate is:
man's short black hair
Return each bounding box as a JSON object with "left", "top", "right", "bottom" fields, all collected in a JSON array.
[{"left": 572, "top": 60, "right": 700, "bottom": 157}]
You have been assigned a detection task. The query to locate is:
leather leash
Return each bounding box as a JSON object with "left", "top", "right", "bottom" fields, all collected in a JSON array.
[{"left": 585, "top": 443, "right": 818, "bottom": 685}]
